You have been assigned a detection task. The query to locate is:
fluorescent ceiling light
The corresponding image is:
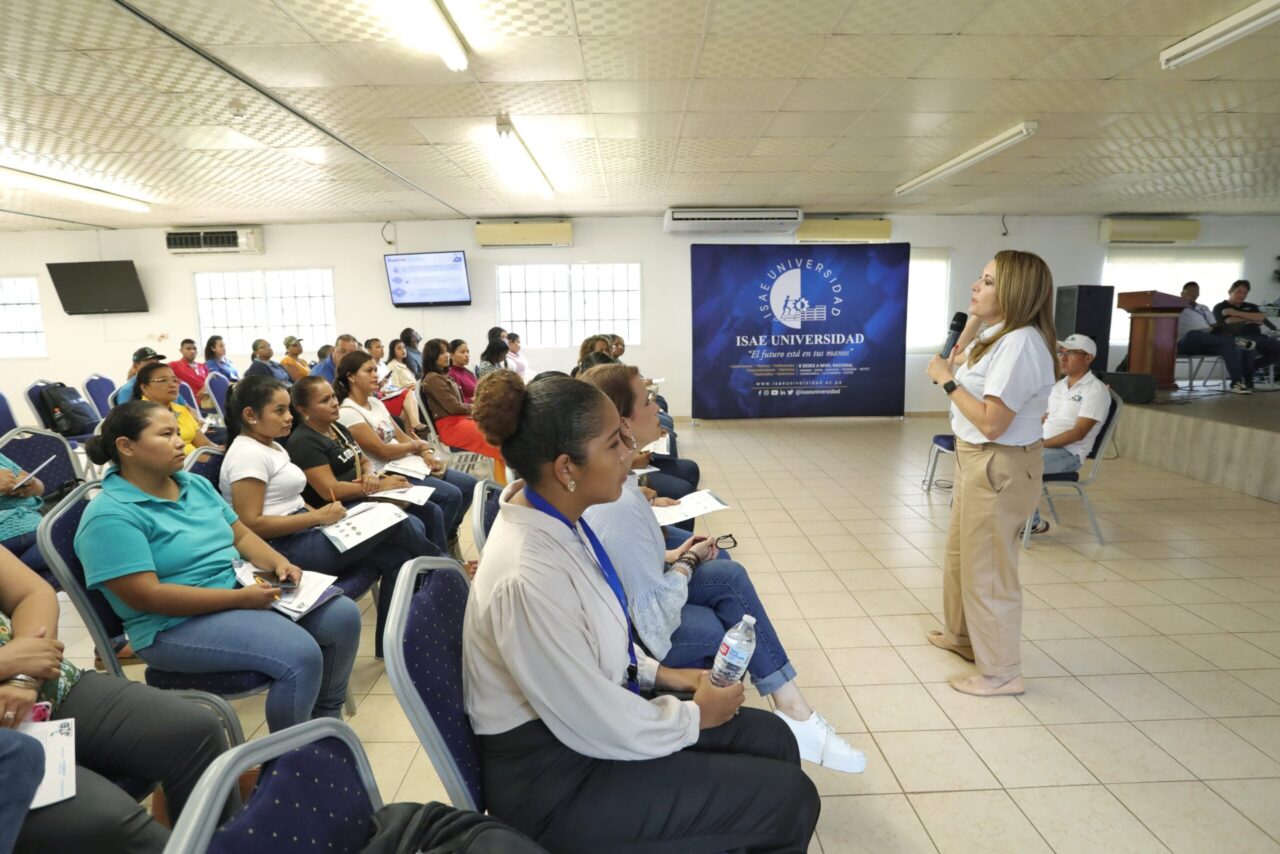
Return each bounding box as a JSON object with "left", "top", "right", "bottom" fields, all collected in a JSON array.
[
  {"left": 894, "top": 122, "right": 1038, "bottom": 197},
  {"left": 0, "top": 165, "right": 151, "bottom": 213},
  {"left": 496, "top": 118, "right": 555, "bottom": 199},
  {"left": 366, "top": 0, "right": 469, "bottom": 70},
  {"left": 1160, "top": 0, "right": 1280, "bottom": 70}
]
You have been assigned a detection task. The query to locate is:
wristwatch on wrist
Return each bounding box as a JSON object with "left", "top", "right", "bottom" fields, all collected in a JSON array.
[{"left": 943, "top": 380, "right": 958, "bottom": 395}]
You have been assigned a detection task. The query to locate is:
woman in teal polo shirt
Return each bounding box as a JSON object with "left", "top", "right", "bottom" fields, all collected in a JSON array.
[{"left": 74, "top": 400, "right": 361, "bottom": 732}]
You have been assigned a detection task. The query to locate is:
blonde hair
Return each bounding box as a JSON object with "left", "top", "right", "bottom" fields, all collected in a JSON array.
[{"left": 969, "top": 249, "right": 1057, "bottom": 371}]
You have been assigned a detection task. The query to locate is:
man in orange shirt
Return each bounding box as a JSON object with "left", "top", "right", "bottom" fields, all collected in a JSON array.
[{"left": 279, "top": 335, "right": 310, "bottom": 382}]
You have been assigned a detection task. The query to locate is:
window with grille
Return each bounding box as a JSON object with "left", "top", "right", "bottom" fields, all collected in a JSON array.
[
  {"left": 905, "top": 248, "right": 952, "bottom": 353},
  {"left": 1102, "top": 247, "right": 1244, "bottom": 344},
  {"left": 496, "top": 262, "right": 641, "bottom": 348},
  {"left": 0, "top": 276, "right": 47, "bottom": 358},
  {"left": 195, "top": 269, "right": 336, "bottom": 355}
]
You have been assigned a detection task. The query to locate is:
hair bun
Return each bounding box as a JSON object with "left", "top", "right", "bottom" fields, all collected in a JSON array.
[
  {"left": 472, "top": 371, "right": 526, "bottom": 446},
  {"left": 84, "top": 434, "right": 112, "bottom": 466}
]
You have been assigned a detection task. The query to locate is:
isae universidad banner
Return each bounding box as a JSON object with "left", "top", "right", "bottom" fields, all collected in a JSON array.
[{"left": 690, "top": 243, "right": 910, "bottom": 419}]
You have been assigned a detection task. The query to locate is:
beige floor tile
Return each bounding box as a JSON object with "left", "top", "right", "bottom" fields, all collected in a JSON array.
[
  {"left": 783, "top": 571, "right": 848, "bottom": 594},
  {"left": 1025, "top": 584, "right": 1110, "bottom": 609},
  {"left": 1036, "top": 638, "right": 1143, "bottom": 676},
  {"left": 816, "top": 794, "right": 938, "bottom": 854},
  {"left": 770, "top": 552, "right": 832, "bottom": 572},
  {"left": 1169, "top": 633, "right": 1280, "bottom": 669},
  {"left": 1109, "top": 781, "right": 1280, "bottom": 854},
  {"left": 848, "top": 684, "right": 953, "bottom": 732},
  {"left": 808, "top": 617, "right": 891, "bottom": 648},
  {"left": 1195, "top": 578, "right": 1279, "bottom": 603},
  {"left": 925, "top": 682, "right": 1038, "bottom": 729},
  {"left": 1016, "top": 677, "right": 1123, "bottom": 725},
  {"left": 1156, "top": 671, "right": 1280, "bottom": 717},
  {"left": 1245, "top": 633, "right": 1280, "bottom": 657},
  {"left": 1020, "top": 643, "right": 1071, "bottom": 678},
  {"left": 1230, "top": 669, "right": 1280, "bottom": 704},
  {"left": 1058, "top": 606, "right": 1159, "bottom": 637},
  {"left": 888, "top": 566, "right": 944, "bottom": 589},
  {"left": 853, "top": 589, "right": 929, "bottom": 616},
  {"left": 835, "top": 569, "right": 904, "bottom": 591},
  {"left": 796, "top": 685, "right": 867, "bottom": 733},
  {"left": 751, "top": 571, "right": 788, "bottom": 593},
  {"left": 1078, "top": 674, "right": 1207, "bottom": 720},
  {"left": 1138, "top": 580, "right": 1228, "bottom": 605},
  {"left": 774, "top": 617, "right": 823, "bottom": 650},
  {"left": 876, "top": 731, "right": 999, "bottom": 793},
  {"left": 1125, "top": 605, "right": 1223, "bottom": 634},
  {"left": 392, "top": 745, "right": 450, "bottom": 803},
  {"left": 874, "top": 549, "right": 937, "bottom": 569},
  {"left": 1050, "top": 722, "right": 1194, "bottom": 784},
  {"left": 1136, "top": 718, "right": 1280, "bottom": 779},
  {"left": 823, "top": 551, "right": 886, "bottom": 570},
  {"left": 1021, "top": 609, "right": 1092, "bottom": 640},
  {"left": 896, "top": 645, "right": 978, "bottom": 683},
  {"left": 760, "top": 592, "right": 804, "bottom": 620},
  {"left": 361, "top": 741, "right": 419, "bottom": 798},
  {"left": 795, "top": 591, "right": 866, "bottom": 619},
  {"left": 765, "top": 535, "right": 818, "bottom": 554},
  {"left": 871, "top": 614, "right": 944, "bottom": 647},
  {"left": 1220, "top": 716, "right": 1280, "bottom": 763},
  {"left": 1010, "top": 785, "right": 1168, "bottom": 854},
  {"left": 806, "top": 733, "right": 901, "bottom": 796},
  {"left": 346, "top": 693, "right": 419, "bottom": 742},
  {"left": 1101, "top": 636, "right": 1217, "bottom": 673},
  {"left": 1082, "top": 581, "right": 1171, "bottom": 607},
  {"left": 909, "top": 790, "right": 1051, "bottom": 854},
  {"left": 827, "top": 647, "right": 919, "bottom": 686},
  {"left": 962, "top": 725, "right": 1096, "bottom": 788},
  {"left": 1183, "top": 603, "right": 1280, "bottom": 633},
  {"left": 855, "top": 533, "right": 916, "bottom": 551},
  {"left": 1205, "top": 779, "right": 1280, "bottom": 842},
  {"left": 790, "top": 647, "right": 842, "bottom": 687}
]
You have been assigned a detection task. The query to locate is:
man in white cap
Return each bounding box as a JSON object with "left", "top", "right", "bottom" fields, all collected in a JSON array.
[{"left": 1030, "top": 334, "right": 1111, "bottom": 534}]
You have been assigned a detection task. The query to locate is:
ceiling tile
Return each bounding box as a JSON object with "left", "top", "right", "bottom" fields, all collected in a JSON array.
[
  {"left": 373, "top": 84, "right": 492, "bottom": 117},
  {"left": 844, "top": 111, "right": 951, "bottom": 136},
  {"left": 835, "top": 0, "right": 989, "bottom": 35},
  {"left": 763, "top": 112, "right": 859, "bottom": 137},
  {"left": 7, "top": 0, "right": 170, "bottom": 50},
  {"left": 0, "top": 50, "right": 154, "bottom": 99},
  {"left": 750, "top": 137, "right": 834, "bottom": 156},
  {"left": 276, "top": 87, "right": 399, "bottom": 123},
  {"left": 960, "top": 0, "right": 1117, "bottom": 35},
  {"left": 580, "top": 37, "right": 700, "bottom": 79},
  {"left": 1018, "top": 36, "right": 1166, "bottom": 80},
  {"left": 271, "top": 0, "right": 390, "bottom": 43},
  {"left": 324, "top": 43, "right": 464, "bottom": 86},
  {"left": 686, "top": 79, "right": 797, "bottom": 112},
  {"left": 484, "top": 81, "right": 591, "bottom": 114},
  {"left": 447, "top": 0, "right": 577, "bottom": 38},
  {"left": 708, "top": 0, "right": 848, "bottom": 34},
  {"left": 805, "top": 35, "right": 947, "bottom": 78},
  {"left": 680, "top": 112, "right": 773, "bottom": 137},
  {"left": 146, "top": 125, "right": 268, "bottom": 150},
  {"left": 573, "top": 0, "right": 708, "bottom": 35},
  {"left": 84, "top": 48, "right": 246, "bottom": 94},
  {"left": 127, "top": 0, "right": 316, "bottom": 45},
  {"left": 869, "top": 78, "right": 997, "bottom": 111},
  {"left": 912, "top": 36, "right": 1071, "bottom": 79},
  {"left": 593, "top": 112, "right": 683, "bottom": 138},
  {"left": 209, "top": 45, "right": 368, "bottom": 88},
  {"left": 587, "top": 80, "right": 689, "bottom": 112},
  {"left": 783, "top": 79, "right": 899, "bottom": 111},
  {"left": 1085, "top": 0, "right": 1272, "bottom": 36},
  {"left": 470, "top": 37, "right": 584, "bottom": 82},
  {"left": 697, "top": 37, "right": 824, "bottom": 78}
]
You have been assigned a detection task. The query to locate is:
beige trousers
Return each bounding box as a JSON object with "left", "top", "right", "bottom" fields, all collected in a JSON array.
[{"left": 942, "top": 439, "right": 1044, "bottom": 678}]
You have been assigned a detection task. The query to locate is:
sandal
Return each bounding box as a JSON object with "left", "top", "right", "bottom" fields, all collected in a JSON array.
[
  {"left": 927, "top": 630, "right": 975, "bottom": 662},
  {"left": 950, "top": 674, "right": 1025, "bottom": 696}
]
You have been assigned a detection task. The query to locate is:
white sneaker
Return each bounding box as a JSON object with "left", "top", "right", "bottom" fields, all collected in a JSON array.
[{"left": 775, "top": 710, "right": 866, "bottom": 774}]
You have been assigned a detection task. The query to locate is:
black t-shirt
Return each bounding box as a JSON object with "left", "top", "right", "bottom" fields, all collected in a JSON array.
[
  {"left": 1212, "top": 299, "right": 1276, "bottom": 330},
  {"left": 286, "top": 422, "right": 362, "bottom": 507}
]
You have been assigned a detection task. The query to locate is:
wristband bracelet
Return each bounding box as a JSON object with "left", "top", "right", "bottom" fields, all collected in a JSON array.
[{"left": 5, "top": 675, "right": 40, "bottom": 691}]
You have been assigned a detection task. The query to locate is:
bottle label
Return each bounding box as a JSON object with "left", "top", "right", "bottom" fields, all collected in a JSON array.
[{"left": 719, "top": 641, "right": 730, "bottom": 657}]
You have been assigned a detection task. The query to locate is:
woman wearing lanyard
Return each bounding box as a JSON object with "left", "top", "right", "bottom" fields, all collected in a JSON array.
[
  {"left": 925, "top": 250, "right": 1057, "bottom": 698},
  {"left": 465, "top": 372, "right": 819, "bottom": 854}
]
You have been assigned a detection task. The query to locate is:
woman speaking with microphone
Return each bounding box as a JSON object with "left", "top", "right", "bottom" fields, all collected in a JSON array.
[{"left": 925, "top": 250, "right": 1057, "bottom": 697}]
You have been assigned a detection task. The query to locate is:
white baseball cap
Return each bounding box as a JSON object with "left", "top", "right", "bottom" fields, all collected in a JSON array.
[{"left": 1058, "top": 334, "right": 1097, "bottom": 357}]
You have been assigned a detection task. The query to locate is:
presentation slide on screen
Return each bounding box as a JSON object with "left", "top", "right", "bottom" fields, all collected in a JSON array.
[{"left": 385, "top": 252, "right": 470, "bottom": 304}]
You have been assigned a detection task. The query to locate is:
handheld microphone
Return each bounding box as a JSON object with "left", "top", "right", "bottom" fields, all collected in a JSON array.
[{"left": 940, "top": 312, "right": 968, "bottom": 358}]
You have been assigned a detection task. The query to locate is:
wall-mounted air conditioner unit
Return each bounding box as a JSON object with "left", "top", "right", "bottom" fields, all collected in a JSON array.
[
  {"left": 165, "top": 227, "right": 264, "bottom": 254},
  {"left": 795, "top": 218, "right": 892, "bottom": 243},
  {"left": 475, "top": 219, "right": 573, "bottom": 247},
  {"left": 663, "top": 208, "right": 803, "bottom": 235},
  {"left": 1099, "top": 218, "right": 1200, "bottom": 245}
]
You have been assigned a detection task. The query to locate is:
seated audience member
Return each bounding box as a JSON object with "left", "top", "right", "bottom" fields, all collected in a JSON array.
[
  {"left": 399, "top": 328, "right": 424, "bottom": 379},
  {"left": 1213, "top": 279, "right": 1280, "bottom": 379},
  {"left": 315, "top": 344, "right": 333, "bottom": 365},
  {"left": 220, "top": 376, "right": 432, "bottom": 656},
  {"left": 75, "top": 401, "right": 361, "bottom": 732},
  {"left": 243, "top": 338, "right": 293, "bottom": 385},
  {"left": 364, "top": 337, "right": 427, "bottom": 435},
  {"left": 570, "top": 334, "right": 613, "bottom": 377},
  {"left": 420, "top": 339, "right": 507, "bottom": 484},
  {"left": 310, "top": 334, "right": 360, "bottom": 382},
  {"left": 505, "top": 332, "right": 529, "bottom": 379},
  {"left": 487, "top": 326, "right": 507, "bottom": 343},
  {"left": 610, "top": 334, "right": 626, "bottom": 360},
  {"left": 203, "top": 335, "right": 240, "bottom": 382},
  {"left": 0, "top": 451, "right": 46, "bottom": 577},
  {"left": 447, "top": 339, "right": 478, "bottom": 403},
  {"left": 2, "top": 545, "right": 231, "bottom": 853},
  {"left": 169, "top": 338, "right": 212, "bottom": 408},
  {"left": 133, "top": 362, "right": 215, "bottom": 455},
  {"left": 1177, "top": 281, "right": 1256, "bottom": 394},
  {"left": 116, "top": 346, "right": 165, "bottom": 405},
  {"left": 464, "top": 373, "right": 819, "bottom": 853},
  {"left": 581, "top": 364, "right": 864, "bottom": 773},
  {"left": 1029, "top": 335, "right": 1111, "bottom": 534},
  {"left": 279, "top": 336, "right": 310, "bottom": 383},
  {"left": 475, "top": 338, "right": 510, "bottom": 380},
  {"left": 333, "top": 352, "right": 479, "bottom": 542},
  {"left": 384, "top": 339, "right": 418, "bottom": 390}
]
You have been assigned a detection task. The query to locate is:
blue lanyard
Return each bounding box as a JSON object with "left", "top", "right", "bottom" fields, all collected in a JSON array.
[{"left": 523, "top": 486, "right": 639, "bottom": 694}]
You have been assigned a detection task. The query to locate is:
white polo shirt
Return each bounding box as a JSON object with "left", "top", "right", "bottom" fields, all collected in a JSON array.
[
  {"left": 1043, "top": 371, "right": 1111, "bottom": 461},
  {"left": 950, "top": 323, "right": 1055, "bottom": 447}
]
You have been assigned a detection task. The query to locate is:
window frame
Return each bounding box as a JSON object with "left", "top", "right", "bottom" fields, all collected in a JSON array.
[
  {"left": 906, "top": 247, "right": 953, "bottom": 355},
  {"left": 495, "top": 261, "right": 643, "bottom": 349},
  {"left": 0, "top": 274, "right": 48, "bottom": 359},
  {"left": 193, "top": 267, "right": 338, "bottom": 357}
]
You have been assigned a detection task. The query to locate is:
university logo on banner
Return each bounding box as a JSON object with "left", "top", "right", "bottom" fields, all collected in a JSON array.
[{"left": 690, "top": 243, "right": 909, "bottom": 419}]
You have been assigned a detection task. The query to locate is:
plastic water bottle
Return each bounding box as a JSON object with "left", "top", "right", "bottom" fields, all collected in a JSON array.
[{"left": 710, "top": 616, "right": 756, "bottom": 687}]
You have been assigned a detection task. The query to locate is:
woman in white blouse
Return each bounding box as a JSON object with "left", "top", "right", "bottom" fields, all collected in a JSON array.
[
  {"left": 925, "top": 250, "right": 1057, "bottom": 698},
  {"left": 465, "top": 372, "right": 819, "bottom": 854}
]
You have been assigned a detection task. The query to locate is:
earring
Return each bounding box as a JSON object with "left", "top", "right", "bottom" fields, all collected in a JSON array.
[{"left": 566, "top": 479, "right": 576, "bottom": 493}]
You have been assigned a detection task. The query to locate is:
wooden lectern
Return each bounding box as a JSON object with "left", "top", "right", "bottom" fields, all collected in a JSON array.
[{"left": 1118, "top": 291, "right": 1186, "bottom": 391}]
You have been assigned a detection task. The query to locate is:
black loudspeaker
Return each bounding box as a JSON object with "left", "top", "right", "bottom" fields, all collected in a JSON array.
[
  {"left": 1056, "top": 285, "right": 1114, "bottom": 371},
  {"left": 1104, "top": 371, "right": 1156, "bottom": 405}
]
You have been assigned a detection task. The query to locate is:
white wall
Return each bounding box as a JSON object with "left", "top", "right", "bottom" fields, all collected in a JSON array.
[{"left": 2, "top": 214, "right": 1277, "bottom": 423}]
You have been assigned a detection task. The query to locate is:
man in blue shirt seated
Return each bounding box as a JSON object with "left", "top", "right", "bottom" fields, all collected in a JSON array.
[
  {"left": 243, "top": 338, "right": 293, "bottom": 385},
  {"left": 1176, "top": 281, "right": 1256, "bottom": 394},
  {"left": 116, "top": 346, "right": 165, "bottom": 405},
  {"left": 309, "top": 334, "right": 360, "bottom": 383}
]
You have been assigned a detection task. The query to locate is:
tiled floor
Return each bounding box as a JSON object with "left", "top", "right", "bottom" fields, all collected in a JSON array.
[{"left": 58, "top": 415, "right": 1280, "bottom": 852}]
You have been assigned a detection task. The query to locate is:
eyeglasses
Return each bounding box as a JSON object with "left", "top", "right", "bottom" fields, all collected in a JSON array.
[
  {"left": 644, "top": 389, "right": 658, "bottom": 405},
  {"left": 713, "top": 534, "right": 737, "bottom": 550},
  {"left": 146, "top": 376, "right": 178, "bottom": 384}
]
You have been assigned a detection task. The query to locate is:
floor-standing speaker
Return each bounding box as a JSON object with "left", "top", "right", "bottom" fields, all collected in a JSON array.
[{"left": 1056, "top": 285, "right": 1114, "bottom": 372}]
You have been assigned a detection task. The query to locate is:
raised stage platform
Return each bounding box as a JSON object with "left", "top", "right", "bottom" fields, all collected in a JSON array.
[{"left": 1114, "top": 387, "right": 1280, "bottom": 503}]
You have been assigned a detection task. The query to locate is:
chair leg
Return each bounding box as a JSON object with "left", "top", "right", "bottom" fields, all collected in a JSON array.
[
  {"left": 1078, "top": 487, "right": 1104, "bottom": 545},
  {"left": 1045, "top": 488, "right": 1060, "bottom": 524},
  {"left": 344, "top": 689, "right": 357, "bottom": 717},
  {"left": 923, "top": 445, "right": 939, "bottom": 492},
  {"left": 1021, "top": 515, "right": 1033, "bottom": 550}
]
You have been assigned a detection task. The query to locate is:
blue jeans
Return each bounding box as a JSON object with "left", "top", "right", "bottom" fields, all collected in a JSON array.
[
  {"left": 661, "top": 559, "right": 796, "bottom": 696},
  {"left": 0, "top": 730, "right": 43, "bottom": 853},
  {"left": 428, "top": 468, "right": 477, "bottom": 541},
  {"left": 649, "top": 459, "right": 701, "bottom": 533},
  {"left": 138, "top": 598, "right": 362, "bottom": 732},
  {"left": 271, "top": 511, "right": 435, "bottom": 657},
  {"left": 1031, "top": 447, "right": 1082, "bottom": 526},
  {"left": 1177, "top": 330, "right": 1251, "bottom": 382},
  {"left": 1, "top": 529, "right": 48, "bottom": 581}
]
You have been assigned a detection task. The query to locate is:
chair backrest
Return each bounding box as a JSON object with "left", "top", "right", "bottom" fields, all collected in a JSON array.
[
  {"left": 416, "top": 387, "right": 447, "bottom": 451},
  {"left": 1079, "top": 389, "right": 1123, "bottom": 485},
  {"left": 37, "top": 481, "right": 127, "bottom": 676},
  {"left": 107, "top": 386, "right": 122, "bottom": 408},
  {"left": 24, "top": 381, "right": 50, "bottom": 428},
  {"left": 83, "top": 374, "right": 117, "bottom": 419},
  {"left": 205, "top": 373, "right": 230, "bottom": 421},
  {"left": 471, "top": 479, "right": 502, "bottom": 555},
  {"left": 165, "top": 719, "right": 382, "bottom": 854},
  {"left": 383, "top": 557, "right": 483, "bottom": 812},
  {"left": 183, "top": 446, "right": 226, "bottom": 489},
  {"left": 178, "top": 381, "right": 199, "bottom": 411},
  {"left": 0, "top": 427, "right": 84, "bottom": 492},
  {"left": 0, "top": 392, "right": 16, "bottom": 434}
]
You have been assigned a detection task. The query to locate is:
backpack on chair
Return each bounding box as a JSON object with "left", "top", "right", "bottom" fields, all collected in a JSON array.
[
  {"left": 36, "top": 383, "right": 98, "bottom": 436},
  {"left": 363, "top": 802, "right": 547, "bottom": 854}
]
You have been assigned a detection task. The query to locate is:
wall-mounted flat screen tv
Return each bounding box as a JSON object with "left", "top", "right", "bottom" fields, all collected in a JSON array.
[
  {"left": 384, "top": 251, "right": 471, "bottom": 307},
  {"left": 46, "top": 260, "right": 149, "bottom": 314}
]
